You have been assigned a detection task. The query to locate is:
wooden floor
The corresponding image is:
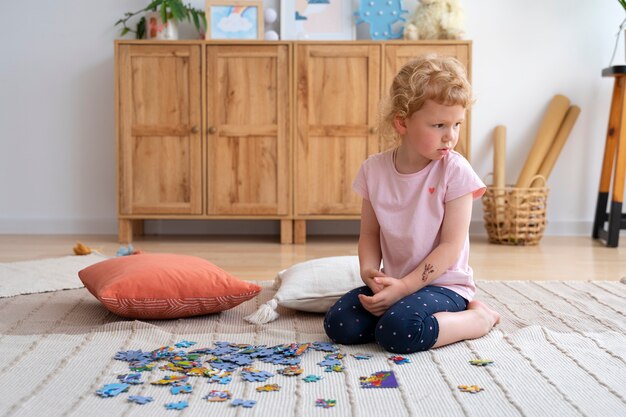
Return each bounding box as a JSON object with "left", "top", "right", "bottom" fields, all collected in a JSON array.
[{"left": 0, "top": 234, "right": 624, "bottom": 282}]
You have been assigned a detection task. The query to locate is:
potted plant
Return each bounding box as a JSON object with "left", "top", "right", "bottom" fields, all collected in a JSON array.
[
  {"left": 612, "top": 0, "right": 626, "bottom": 65},
  {"left": 115, "top": 0, "right": 206, "bottom": 40}
]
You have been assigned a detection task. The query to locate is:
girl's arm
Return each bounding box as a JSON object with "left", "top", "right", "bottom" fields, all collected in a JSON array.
[
  {"left": 358, "top": 192, "right": 473, "bottom": 315},
  {"left": 401, "top": 192, "right": 473, "bottom": 292},
  {"left": 358, "top": 198, "right": 385, "bottom": 291}
]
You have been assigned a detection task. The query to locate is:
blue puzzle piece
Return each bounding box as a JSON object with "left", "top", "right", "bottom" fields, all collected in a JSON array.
[
  {"left": 222, "top": 354, "right": 253, "bottom": 366},
  {"left": 250, "top": 348, "right": 275, "bottom": 358},
  {"left": 96, "top": 383, "right": 129, "bottom": 397},
  {"left": 115, "top": 350, "right": 151, "bottom": 362},
  {"left": 311, "top": 342, "right": 337, "bottom": 352},
  {"left": 206, "top": 359, "right": 239, "bottom": 372},
  {"left": 128, "top": 395, "right": 153, "bottom": 405},
  {"left": 164, "top": 401, "right": 188, "bottom": 410},
  {"left": 232, "top": 399, "right": 256, "bottom": 408},
  {"left": 318, "top": 358, "right": 341, "bottom": 367},
  {"left": 241, "top": 369, "right": 274, "bottom": 383},
  {"left": 117, "top": 373, "right": 143, "bottom": 385},
  {"left": 175, "top": 340, "right": 197, "bottom": 348},
  {"left": 303, "top": 374, "right": 323, "bottom": 383},
  {"left": 208, "top": 375, "right": 232, "bottom": 385},
  {"left": 170, "top": 384, "right": 193, "bottom": 395}
]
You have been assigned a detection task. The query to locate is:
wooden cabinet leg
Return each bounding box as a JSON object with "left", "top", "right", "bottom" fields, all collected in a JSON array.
[
  {"left": 294, "top": 220, "right": 306, "bottom": 244},
  {"left": 280, "top": 219, "right": 293, "bottom": 244},
  {"left": 118, "top": 219, "right": 133, "bottom": 244},
  {"left": 132, "top": 220, "right": 144, "bottom": 236}
]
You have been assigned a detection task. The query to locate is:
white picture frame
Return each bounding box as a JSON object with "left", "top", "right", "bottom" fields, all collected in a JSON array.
[
  {"left": 205, "top": 0, "right": 264, "bottom": 40},
  {"left": 280, "top": 0, "right": 355, "bottom": 41}
]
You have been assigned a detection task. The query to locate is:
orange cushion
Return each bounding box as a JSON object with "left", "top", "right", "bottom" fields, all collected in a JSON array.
[{"left": 78, "top": 253, "right": 261, "bottom": 319}]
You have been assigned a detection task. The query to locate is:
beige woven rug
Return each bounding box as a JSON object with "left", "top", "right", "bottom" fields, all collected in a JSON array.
[
  {"left": 0, "top": 254, "right": 106, "bottom": 298},
  {"left": 0, "top": 280, "right": 625, "bottom": 417}
]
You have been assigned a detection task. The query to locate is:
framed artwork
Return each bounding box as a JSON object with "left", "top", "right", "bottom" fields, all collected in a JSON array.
[
  {"left": 280, "top": 0, "right": 355, "bottom": 40},
  {"left": 205, "top": 1, "right": 264, "bottom": 40}
]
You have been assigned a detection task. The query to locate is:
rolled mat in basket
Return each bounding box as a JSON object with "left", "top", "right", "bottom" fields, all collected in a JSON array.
[{"left": 516, "top": 95, "right": 570, "bottom": 188}]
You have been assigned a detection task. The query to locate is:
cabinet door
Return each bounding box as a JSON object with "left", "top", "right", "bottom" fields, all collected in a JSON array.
[
  {"left": 206, "top": 45, "right": 290, "bottom": 215},
  {"left": 383, "top": 43, "right": 471, "bottom": 159},
  {"left": 295, "top": 44, "right": 380, "bottom": 215},
  {"left": 118, "top": 45, "right": 202, "bottom": 215}
]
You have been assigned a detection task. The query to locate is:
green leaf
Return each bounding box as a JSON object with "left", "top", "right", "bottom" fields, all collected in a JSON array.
[
  {"left": 169, "top": 0, "right": 186, "bottom": 21},
  {"left": 160, "top": 2, "right": 168, "bottom": 24},
  {"left": 200, "top": 11, "right": 207, "bottom": 30},
  {"left": 137, "top": 16, "right": 146, "bottom": 39},
  {"left": 191, "top": 10, "right": 200, "bottom": 32},
  {"left": 121, "top": 27, "right": 130, "bottom": 36},
  {"left": 146, "top": 0, "right": 161, "bottom": 12}
]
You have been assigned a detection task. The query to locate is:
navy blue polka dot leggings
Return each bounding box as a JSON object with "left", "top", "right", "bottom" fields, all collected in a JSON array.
[{"left": 324, "top": 285, "right": 468, "bottom": 353}]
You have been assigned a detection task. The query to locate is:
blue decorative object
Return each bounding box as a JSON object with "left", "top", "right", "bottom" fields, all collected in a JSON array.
[{"left": 355, "top": 0, "right": 408, "bottom": 40}]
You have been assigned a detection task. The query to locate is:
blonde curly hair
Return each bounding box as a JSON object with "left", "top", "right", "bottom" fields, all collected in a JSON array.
[{"left": 379, "top": 54, "right": 473, "bottom": 145}]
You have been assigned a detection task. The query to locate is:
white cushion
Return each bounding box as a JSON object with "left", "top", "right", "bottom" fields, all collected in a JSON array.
[{"left": 244, "top": 256, "right": 362, "bottom": 324}]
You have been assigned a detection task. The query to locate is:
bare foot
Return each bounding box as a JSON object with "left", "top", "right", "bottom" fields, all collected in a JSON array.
[{"left": 468, "top": 300, "right": 501, "bottom": 330}]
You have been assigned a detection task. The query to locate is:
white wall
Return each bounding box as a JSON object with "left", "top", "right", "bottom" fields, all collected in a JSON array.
[{"left": 0, "top": 0, "right": 622, "bottom": 236}]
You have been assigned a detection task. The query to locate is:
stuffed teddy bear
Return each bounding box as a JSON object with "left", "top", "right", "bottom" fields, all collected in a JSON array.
[{"left": 403, "top": 0, "right": 464, "bottom": 40}]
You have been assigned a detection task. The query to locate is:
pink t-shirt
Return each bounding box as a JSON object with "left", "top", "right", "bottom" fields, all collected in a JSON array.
[{"left": 353, "top": 149, "right": 486, "bottom": 301}]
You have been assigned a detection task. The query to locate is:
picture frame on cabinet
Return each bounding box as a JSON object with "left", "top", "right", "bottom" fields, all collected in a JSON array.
[
  {"left": 205, "top": 0, "right": 264, "bottom": 40},
  {"left": 280, "top": 0, "right": 355, "bottom": 40}
]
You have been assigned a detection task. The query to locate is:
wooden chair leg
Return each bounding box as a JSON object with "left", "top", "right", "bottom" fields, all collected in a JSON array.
[
  {"left": 594, "top": 77, "right": 623, "bottom": 240},
  {"left": 607, "top": 85, "right": 626, "bottom": 247},
  {"left": 294, "top": 220, "right": 306, "bottom": 244}
]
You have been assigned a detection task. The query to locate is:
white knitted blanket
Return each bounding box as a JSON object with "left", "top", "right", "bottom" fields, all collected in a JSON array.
[{"left": 0, "top": 280, "right": 625, "bottom": 417}]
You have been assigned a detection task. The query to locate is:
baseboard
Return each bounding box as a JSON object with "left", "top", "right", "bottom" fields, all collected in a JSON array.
[
  {"left": 0, "top": 218, "right": 117, "bottom": 234},
  {"left": 0, "top": 218, "right": 617, "bottom": 237}
]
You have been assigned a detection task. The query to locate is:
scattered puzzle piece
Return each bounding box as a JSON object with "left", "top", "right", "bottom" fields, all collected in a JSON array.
[
  {"left": 458, "top": 384, "right": 484, "bottom": 393},
  {"left": 316, "top": 399, "right": 336, "bottom": 408},
  {"left": 256, "top": 383, "right": 281, "bottom": 392},
  {"left": 203, "top": 390, "right": 233, "bottom": 402},
  {"left": 469, "top": 359, "right": 494, "bottom": 367},
  {"left": 232, "top": 399, "right": 256, "bottom": 408},
  {"left": 389, "top": 355, "right": 410, "bottom": 365},
  {"left": 96, "top": 383, "right": 130, "bottom": 397},
  {"left": 164, "top": 400, "right": 189, "bottom": 410},
  {"left": 360, "top": 371, "right": 399, "bottom": 389},
  {"left": 241, "top": 367, "right": 274, "bottom": 382},
  {"left": 277, "top": 365, "right": 303, "bottom": 376},
  {"left": 170, "top": 384, "right": 193, "bottom": 395},
  {"left": 351, "top": 353, "right": 372, "bottom": 360},
  {"left": 151, "top": 375, "right": 188, "bottom": 385},
  {"left": 175, "top": 340, "right": 197, "bottom": 348},
  {"left": 127, "top": 395, "right": 153, "bottom": 405},
  {"left": 302, "top": 374, "right": 323, "bottom": 383},
  {"left": 117, "top": 373, "right": 143, "bottom": 385}
]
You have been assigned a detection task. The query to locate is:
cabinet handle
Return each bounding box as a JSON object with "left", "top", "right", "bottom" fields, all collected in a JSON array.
[
  {"left": 190, "top": 126, "right": 199, "bottom": 134},
  {"left": 369, "top": 127, "right": 377, "bottom": 134},
  {"left": 207, "top": 126, "right": 217, "bottom": 134}
]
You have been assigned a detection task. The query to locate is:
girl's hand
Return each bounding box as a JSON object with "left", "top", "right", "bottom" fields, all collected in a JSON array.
[
  {"left": 361, "top": 269, "right": 387, "bottom": 294},
  {"left": 358, "top": 277, "right": 410, "bottom": 316}
]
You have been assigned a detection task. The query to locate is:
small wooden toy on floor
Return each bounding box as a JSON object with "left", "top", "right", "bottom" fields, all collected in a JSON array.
[{"left": 73, "top": 241, "right": 92, "bottom": 255}]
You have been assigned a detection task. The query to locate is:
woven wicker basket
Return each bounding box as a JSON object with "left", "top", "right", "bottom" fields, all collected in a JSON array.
[{"left": 482, "top": 178, "right": 549, "bottom": 246}]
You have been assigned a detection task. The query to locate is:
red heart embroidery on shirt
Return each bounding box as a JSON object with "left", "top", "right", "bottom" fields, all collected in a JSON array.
[{"left": 428, "top": 187, "right": 435, "bottom": 194}]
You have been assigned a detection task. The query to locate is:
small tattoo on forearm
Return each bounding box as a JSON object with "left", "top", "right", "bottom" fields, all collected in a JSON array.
[{"left": 422, "top": 264, "right": 434, "bottom": 281}]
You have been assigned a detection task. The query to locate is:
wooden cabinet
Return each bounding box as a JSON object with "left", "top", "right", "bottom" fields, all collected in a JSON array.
[
  {"left": 295, "top": 44, "right": 380, "bottom": 217},
  {"left": 116, "top": 41, "right": 292, "bottom": 243},
  {"left": 115, "top": 40, "right": 471, "bottom": 244},
  {"left": 206, "top": 45, "right": 290, "bottom": 216},
  {"left": 118, "top": 44, "right": 203, "bottom": 216}
]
